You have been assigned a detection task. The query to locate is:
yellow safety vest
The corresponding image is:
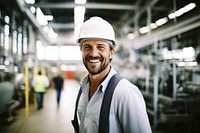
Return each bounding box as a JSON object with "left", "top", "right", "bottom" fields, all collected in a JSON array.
[{"left": 34, "top": 75, "right": 46, "bottom": 92}]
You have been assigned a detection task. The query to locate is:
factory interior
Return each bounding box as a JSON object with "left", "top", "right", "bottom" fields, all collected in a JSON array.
[{"left": 0, "top": 0, "right": 200, "bottom": 133}]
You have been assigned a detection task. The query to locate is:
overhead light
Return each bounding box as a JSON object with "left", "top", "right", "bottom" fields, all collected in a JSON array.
[
  {"left": 74, "top": 6, "right": 85, "bottom": 40},
  {"left": 149, "top": 23, "right": 157, "bottom": 29},
  {"left": 36, "top": 40, "right": 45, "bottom": 60},
  {"left": 177, "top": 61, "right": 197, "bottom": 67},
  {"left": 168, "top": 3, "right": 196, "bottom": 19},
  {"left": 162, "top": 47, "right": 195, "bottom": 60},
  {"left": 155, "top": 17, "right": 168, "bottom": 26},
  {"left": 74, "top": 6, "right": 85, "bottom": 25},
  {"left": 30, "top": 6, "right": 36, "bottom": 13},
  {"left": 36, "top": 8, "right": 48, "bottom": 25},
  {"left": 127, "top": 33, "right": 138, "bottom": 40},
  {"left": 45, "top": 15, "right": 54, "bottom": 21},
  {"left": 25, "top": 0, "right": 35, "bottom": 4},
  {"left": 75, "top": 0, "right": 87, "bottom": 4},
  {"left": 139, "top": 26, "right": 150, "bottom": 34}
]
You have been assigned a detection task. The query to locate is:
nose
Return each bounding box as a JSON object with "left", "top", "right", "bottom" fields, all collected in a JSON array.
[{"left": 89, "top": 47, "right": 99, "bottom": 57}]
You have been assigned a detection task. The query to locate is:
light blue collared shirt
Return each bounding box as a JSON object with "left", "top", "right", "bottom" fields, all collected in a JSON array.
[{"left": 77, "top": 67, "right": 152, "bottom": 133}]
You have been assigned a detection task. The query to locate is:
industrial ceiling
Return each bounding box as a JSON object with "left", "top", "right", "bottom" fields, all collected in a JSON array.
[{"left": 1, "top": 0, "right": 200, "bottom": 48}]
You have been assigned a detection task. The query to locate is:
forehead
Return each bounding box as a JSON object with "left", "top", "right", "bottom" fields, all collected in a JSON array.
[{"left": 81, "top": 39, "right": 110, "bottom": 45}]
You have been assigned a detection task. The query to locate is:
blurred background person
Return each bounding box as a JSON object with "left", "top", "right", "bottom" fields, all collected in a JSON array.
[
  {"left": 32, "top": 71, "right": 49, "bottom": 110},
  {"left": 52, "top": 71, "right": 64, "bottom": 106}
]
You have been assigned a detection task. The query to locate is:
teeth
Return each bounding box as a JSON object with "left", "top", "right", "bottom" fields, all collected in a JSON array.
[{"left": 89, "top": 59, "right": 100, "bottom": 63}]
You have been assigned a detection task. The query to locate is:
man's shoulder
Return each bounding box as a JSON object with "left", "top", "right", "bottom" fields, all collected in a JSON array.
[{"left": 115, "top": 78, "right": 139, "bottom": 92}]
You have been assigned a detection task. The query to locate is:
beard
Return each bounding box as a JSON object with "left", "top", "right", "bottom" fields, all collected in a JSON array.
[{"left": 83, "top": 55, "right": 110, "bottom": 75}]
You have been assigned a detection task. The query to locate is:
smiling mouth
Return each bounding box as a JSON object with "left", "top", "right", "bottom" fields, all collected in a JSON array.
[
  {"left": 89, "top": 59, "right": 101, "bottom": 63},
  {"left": 87, "top": 56, "right": 102, "bottom": 63}
]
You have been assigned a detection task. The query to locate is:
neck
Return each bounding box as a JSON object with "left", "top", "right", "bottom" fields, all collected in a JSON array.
[{"left": 88, "top": 66, "right": 111, "bottom": 99}]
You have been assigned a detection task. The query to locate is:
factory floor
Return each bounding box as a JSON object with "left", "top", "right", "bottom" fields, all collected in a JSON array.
[
  {"left": 0, "top": 79, "right": 80, "bottom": 133},
  {"left": 0, "top": 79, "right": 189, "bottom": 133}
]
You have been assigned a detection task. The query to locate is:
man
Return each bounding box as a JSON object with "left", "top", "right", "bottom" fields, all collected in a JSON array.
[
  {"left": 73, "top": 16, "right": 152, "bottom": 133},
  {"left": 32, "top": 71, "right": 49, "bottom": 110},
  {"left": 52, "top": 71, "right": 64, "bottom": 106}
]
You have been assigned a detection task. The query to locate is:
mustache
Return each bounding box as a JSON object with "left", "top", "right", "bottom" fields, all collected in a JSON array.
[{"left": 85, "top": 56, "right": 103, "bottom": 61}]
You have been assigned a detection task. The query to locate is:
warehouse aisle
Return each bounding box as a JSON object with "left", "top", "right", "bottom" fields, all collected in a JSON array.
[{"left": 0, "top": 79, "right": 80, "bottom": 133}]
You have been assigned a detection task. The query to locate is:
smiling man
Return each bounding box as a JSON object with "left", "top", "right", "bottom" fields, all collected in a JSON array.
[{"left": 72, "top": 16, "right": 152, "bottom": 133}]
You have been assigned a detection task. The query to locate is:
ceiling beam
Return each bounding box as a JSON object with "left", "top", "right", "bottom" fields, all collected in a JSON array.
[
  {"left": 48, "top": 23, "right": 74, "bottom": 29},
  {"left": 131, "top": 15, "right": 200, "bottom": 50},
  {"left": 27, "top": 2, "right": 137, "bottom": 10},
  {"left": 16, "top": 0, "right": 50, "bottom": 43},
  {"left": 125, "top": 0, "right": 160, "bottom": 26}
]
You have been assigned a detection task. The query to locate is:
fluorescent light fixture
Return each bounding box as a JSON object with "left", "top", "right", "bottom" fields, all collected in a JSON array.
[
  {"left": 168, "top": 3, "right": 196, "bottom": 19},
  {"left": 149, "top": 23, "right": 157, "bottom": 29},
  {"left": 75, "top": 0, "right": 86, "bottom": 4},
  {"left": 36, "top": 8, "right": 48, "bottom": 25},
  {"left": 45, "top": 15, "right": 54, "bottom": 21},
  {"left": 4, "top": 25, "right": 9, "bottom": 50},
  {"left": 162, "top": 47, "right": 195, "bottom": 60},
  {"left": 4, "top": 16, "right": 9, "bottom": 23},
  {"left": 139, "top": 26, "right": 150, "bottom": 34},
  {"left": 183, "top": 47, "right": 195, "bottom": 58},
  {"left": 36, "top": 40, "right": 45, "bottom": 60},
  {"left": 155, "top": 17, "right": 168, "bottom": 26},
  {"left": 127, "top": 33, "right": 138, "bottom": 40},
  {"left": 184, "top": 3, "right": 196, "bottom": 13},
  {"left": 60, "top": 46, "right": 82, "bottom": 60},
  {"left": 74, "top": 6, "right": 85, "bottom": 40},
  {"left": 177, "top": 61, "right": 197, "bottom": 67},
  {"left": 74, "top": 6, "right": 85, "bottom": 25},
  {"left": 30, "top": 6, "right": 36, "bottom": 13},
  {"left": 25, "top": 0, "right": 35, "bottom": 4}
]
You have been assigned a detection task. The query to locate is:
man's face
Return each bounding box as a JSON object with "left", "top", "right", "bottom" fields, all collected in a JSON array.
[{"left": 81, "top": 39, "right": 114, "bottom": 75}]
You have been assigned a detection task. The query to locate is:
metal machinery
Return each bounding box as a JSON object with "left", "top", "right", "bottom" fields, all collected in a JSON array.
[
  {"left": 0, "top": 1, "right": 37, "bottom": 124},
  {"left": 131, "top": 27, "right": 200, "bottom": 133}
]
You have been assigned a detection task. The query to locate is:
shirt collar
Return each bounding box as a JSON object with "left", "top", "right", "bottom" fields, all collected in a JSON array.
[{"left": 100, "top": 67, "right": 117, "bottom": 92}]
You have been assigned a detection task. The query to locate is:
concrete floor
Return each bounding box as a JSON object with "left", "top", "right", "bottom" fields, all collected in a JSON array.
[{"left": 0, "top": 79, "right": 80, "bottom": 133}]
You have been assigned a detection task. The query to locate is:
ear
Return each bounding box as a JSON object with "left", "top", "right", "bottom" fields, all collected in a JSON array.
[{"left": 110, "top": 49, "right": 115, "bottom": 59}]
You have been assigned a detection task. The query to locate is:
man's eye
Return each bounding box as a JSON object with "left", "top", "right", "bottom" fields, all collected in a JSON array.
[
  {"left": 98, "top": 46, "right": 105, "bottom": 50},
  {"left": 83, "top": 46, "right": 91, "bottom": 50}
]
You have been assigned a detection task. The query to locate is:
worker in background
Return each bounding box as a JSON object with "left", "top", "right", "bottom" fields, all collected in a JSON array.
[
  {"left": 0, "top": 73, "right": 14, "bottom": 115},
  {"left": 72, "top": 17, "right": 152, "bottom": 133},
  {"left": 52, "top": 71, "right": 64, "bottom": 106},
  {"left": 32, "top": 71, "right": 49, "bottom": 110}
]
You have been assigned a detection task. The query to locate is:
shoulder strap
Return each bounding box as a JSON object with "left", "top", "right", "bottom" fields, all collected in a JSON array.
[
  {"left": 71, "top": 88, "right": 82, "bottom": 133},
  {"left": 99, "top": 74, "right": 122, "bottom": 133},
  {"left": 71, "top": 74, "right": 123, "bottom": 133}
]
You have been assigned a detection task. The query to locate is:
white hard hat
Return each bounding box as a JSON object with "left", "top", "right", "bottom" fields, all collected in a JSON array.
[{"left": 77, "top": 16, "right": 116, "bottom": 45}]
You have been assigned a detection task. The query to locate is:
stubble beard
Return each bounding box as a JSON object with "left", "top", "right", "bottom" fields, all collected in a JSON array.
[{"left": 84, "top": 56, "right": 110, "bottom": 75}]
